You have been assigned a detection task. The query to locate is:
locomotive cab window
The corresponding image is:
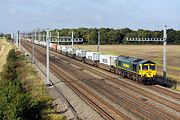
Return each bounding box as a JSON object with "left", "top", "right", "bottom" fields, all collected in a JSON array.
[
  {"left": 142, "top": 65, "right": 148, "bottom": 70},
  {"left": 150, "top": 65, "right": 155, "bottom": 70}
]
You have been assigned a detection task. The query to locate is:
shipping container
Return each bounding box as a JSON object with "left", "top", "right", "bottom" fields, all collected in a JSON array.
[
  {"left": 86, "top": 52, "right": 100, "bottom": 61},
  {"left": 34, "top": 40, "right": 39, "bottom": 45},
  {"left": 39, "top": 41, "right": 43, "bottom": 46},
  {"left": 27, "top": 39, "right": 32, "bottom": 42},
  {"left": 43, "top": 41, "right": 47, "bottom": 47},
  {"left": 76, "top": 49, "right": 87, "bottom": 58},
  {"left": 67, "top": 47, "right": 78, "bottom": 58},
  {"left": 85, "top": 52, "right": 101, "bottom": 66},
  {"left": 67, "top": 47, "right": 77, "bottom": 54},
  {"left": 99, "top": 54, "right": 117, "bottom": 66},
  {"left": 49, "top": 43, "right": 57, "bottom": 51},
  {"left": 61, "top": 45, "right": 68, "bottom": 55},
  {"left": 57, "top": 45, "right": 62, "bottom": 52},
  {"left": 98, "top": 54, "right": 117, "bottom": 71}
]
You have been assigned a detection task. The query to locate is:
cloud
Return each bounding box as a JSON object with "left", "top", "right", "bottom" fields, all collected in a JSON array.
[{"left": 9, "top": 8, "right": 17, "bottom": 16}]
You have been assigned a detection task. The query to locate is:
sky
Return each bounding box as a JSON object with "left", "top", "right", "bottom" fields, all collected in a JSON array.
[{"left": 0, "top": 0, "right": 180, "bottom": 33}]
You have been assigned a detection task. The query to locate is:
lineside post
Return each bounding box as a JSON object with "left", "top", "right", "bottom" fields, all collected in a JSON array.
[
  {"left": 43, "top": 34, "right": 45, "bottom": 45},
  {"left": 16, "top": 30, "right": 19, "bottom": 47},
  {"left": 32, "top": 33, "right": 35, "bottom": 64},
  {"left": 163, "top": 25, "right": 167, "bottom": 83},
  {"left": 39, "top": 31, "right": 41, "bottom": 42},
  {"left": 97, "top": 31, "right": 100, "bottom": 52},
  {"left": 57, "top": 32, "right": 60, "bottom": 45},
  {"left": 19, "top": 31, "right": 21, "bottom": 47},
  {"left": 46, "top": 29, "right": 51, "bottom": 86},
  {"left": 72, "top": 31, "right": 74, "bottom": 48}
]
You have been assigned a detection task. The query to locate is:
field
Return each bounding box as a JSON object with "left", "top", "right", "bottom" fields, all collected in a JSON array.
[
  {"left": 75, "top": 45, "right": 180, "bottom": 82},
  {"left": 0, "top": 38, "right": 13, "bottom": 72}
]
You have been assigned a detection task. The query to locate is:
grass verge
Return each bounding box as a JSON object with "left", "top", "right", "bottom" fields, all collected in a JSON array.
[{"left": 16, "top": 52, "right": 67, "bottom": 120}]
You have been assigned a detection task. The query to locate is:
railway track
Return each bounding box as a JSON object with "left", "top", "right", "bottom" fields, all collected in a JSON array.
[
  {"left": 41, "top": 43, "right": 180, "bottom": 103},
  {"left": 22, "top": 41, "right": 179, "bottom": 119},
  {"left": 43, "top": 44, "right": 180, "bottom": 113},
  {"left": 21, "top": 41, "right": 129, "bottom": 120},
  {"left": 49, "top": 48, "right": 180, "bottom": 111},
  {"left": 147, "top": 85, "right": 180, "bottom": 100}
]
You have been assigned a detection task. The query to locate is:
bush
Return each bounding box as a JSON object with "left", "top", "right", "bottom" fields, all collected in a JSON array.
[
  {"left": 1, "top": 49, "right": 17, "bottom": 82},
  {"left": 0, "top": 49, "right": 56, "bottom": 120},
  {"left": 6, "top": 49, "right": 16, "bottom": 62},
  {"left": 1, "top": 61, "right": 17, "bottom": 81},
  {"left": 0, "top": 79, "right": 49, "bottom": 120}
]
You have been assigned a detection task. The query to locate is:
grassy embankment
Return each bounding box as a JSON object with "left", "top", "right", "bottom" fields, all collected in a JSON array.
[
  {"left": 0, "top": 38, "right": 13, "bottom": 72},
  {"left": 0, "top": 39, "right": 66, "bottom": 119},
  {"left": 75, "top": 45, "right": 180, "bottom": 91}
]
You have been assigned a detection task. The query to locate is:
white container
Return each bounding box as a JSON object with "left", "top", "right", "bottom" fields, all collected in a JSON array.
[
  {"left": 38, "top": 40, "right": 41, "bottom": 45},
  {"left": 76, "top": 49, "right": 87, "bottom": 57},
  {"left": 99, "top": 54, "right": 117, "bottom": 66},
  {"left": 49, "top": 43, "right": 52, "bottom": 48},
  {"left": 57, "top": 45, "right": 62, "bottom": 51},
  {"left": 34, "top": 40, "right": 39, "bottom": 44},
  {"left": 67, "top": 47, "right": 77, "bottom": 54},
  {"left": 39, "top": 41, "right": 43, "bottom": 46},
  {"left": 61, "top": 45, "right": 68, "bottom": 52},
  {"left": 43, "top": 41, "right": 46, "bottom": 46},
  {"left": 86, "top": 52, "right": 101, "bottom": 61}
]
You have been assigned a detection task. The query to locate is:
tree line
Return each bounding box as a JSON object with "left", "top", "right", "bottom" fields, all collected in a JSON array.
[
  {"left": 49, "top": 28, "right": 180, "bottom": 45},
  {"left": 2, "top": 28, "right": 180, "bottom": 45},
  {"left": 0, "top": 33, "right": 11, "bottom": 40}
]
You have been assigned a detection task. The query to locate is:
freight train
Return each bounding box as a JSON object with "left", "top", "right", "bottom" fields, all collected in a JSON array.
[{"left": 26, "top": 39, "right": 157, "bottom": 84}]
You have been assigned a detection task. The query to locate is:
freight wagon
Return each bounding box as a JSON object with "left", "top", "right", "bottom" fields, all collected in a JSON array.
[
  {"left": 61, "top": 45, "right": 68, "bottom": 55},
  {"left": 98, "top": 54, "right": 117, "bottom": 71},
  {"left": 67, "top": 47, "right": 77, "bottom": 58},
  {"left": 75, "top": 49, "right": 87, "bottom": 61},
  {"left": 49, "top": 43, "right": 57, "bottom": 51},
  {"left": 85, "top": 52, "right": 101, "bottom": 66},
  {"left": 57, "top": 45, "right": 62, "bottom": 53}
]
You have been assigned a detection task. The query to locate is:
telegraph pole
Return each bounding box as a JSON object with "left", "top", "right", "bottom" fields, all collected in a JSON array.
[
  {"left": 32, "top": 33, "right": 35, "bottom": 64},
  {"left": 16, "top": 30, "right": 19, "bottom": 47},
  {"left": 35, "top": 31, "right": 37, "bottom": 41},
  {"left": 39, "top": 31, "right": 41, "bottom": 42},
  {"left": 97, "top": 31, "right": 100, "bottom": 52},
  {"left": 57, "top": 32, "right": 60, "bottom": 45},
  {"left": 163, "top": 25, "right": 167, "bottom": 83},
  {"left": 50, "top": 31, "right": 52, "bottom": 41},
  {"left": 46, "top": 29, "right": 51, "bottom": 86},
  {"left": 72, "top": 31, "right": 74, "bottom": 47},
  {"left": 43, "top": 34, "right": 45, "bottom": 45},
  {"left": 19, "top": 31, "right": 21, "bottom": 47}
]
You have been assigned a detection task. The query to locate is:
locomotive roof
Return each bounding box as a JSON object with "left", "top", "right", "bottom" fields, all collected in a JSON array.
[{"left": 117, "top": 56, "right": 155, "bottom": 65}]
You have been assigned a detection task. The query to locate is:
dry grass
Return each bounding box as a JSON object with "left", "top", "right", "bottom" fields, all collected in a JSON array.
[
  {"left": 16, "top": 55, "right": 66, "bottom": 120},
  {"left": 75, "top": 45, "right": 180, "bottom": 82},
  {"left": 0, "top": 38, "right": 13, "bottom": 72}
]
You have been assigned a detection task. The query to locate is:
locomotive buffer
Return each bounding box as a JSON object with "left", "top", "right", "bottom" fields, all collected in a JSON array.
[{"left": 126, "top": 25, "right": 167, "bottom": 84}]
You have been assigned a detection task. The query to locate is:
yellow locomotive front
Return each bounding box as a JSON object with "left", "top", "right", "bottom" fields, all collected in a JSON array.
[{"left": 139, "top": 62, "right": 157, "bottom": 78}]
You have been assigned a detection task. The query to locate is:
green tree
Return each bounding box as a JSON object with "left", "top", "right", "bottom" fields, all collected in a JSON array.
[{"left": 87, "top": 29, "right": 98, "bottom": 44}]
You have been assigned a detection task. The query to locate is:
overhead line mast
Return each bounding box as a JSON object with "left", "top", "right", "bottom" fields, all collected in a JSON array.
[{"left": 127, "top": 25, "right": 167, "bottom": 84}]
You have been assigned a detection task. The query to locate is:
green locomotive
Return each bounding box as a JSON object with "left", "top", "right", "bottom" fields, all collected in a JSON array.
[{"left": 114, "top": 56, "right": 157, "bottom": 84}]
